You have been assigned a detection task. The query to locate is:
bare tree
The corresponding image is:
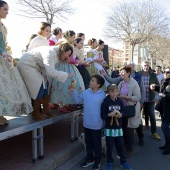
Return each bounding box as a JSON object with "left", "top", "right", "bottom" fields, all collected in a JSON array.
[
  {"left": 15, "top": 0, "right": 75, "bottom": 25},
  {"left": 104, "top": 0, "right": 170, "bottom": 61},
  {"left": 148, "top": 25, "right": 170, "bottom": 68},
  {"left": 155, "top": 38, "right": 170, "bottom": 68}
]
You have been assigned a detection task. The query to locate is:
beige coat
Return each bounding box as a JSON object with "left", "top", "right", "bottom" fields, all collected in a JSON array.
[
  {"left": 118, "top": 78, "right": 141, "bottom": 128},
  {"left": 18, "top": 46, "right": 68, "bottom": 100}
]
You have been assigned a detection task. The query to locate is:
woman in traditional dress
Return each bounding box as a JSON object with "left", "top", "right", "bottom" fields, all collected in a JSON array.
[
  {"left": 48, "top": 27, "right": 63, "bottom": 46},
  {"left": 48, "top": 27, "right": 64, "bottom": 109},
  {"left": 27, "top": 22, "right": 51, "bottom": 51},
  {"left": 86, "top": 38, "right": 109, "bottom": 90},
  {"left": 0, "top": 1, "right": 32, "bottom": 125},
  {"left": 76, "top": 32, "right": 86, "bottom": 59},
  {"left": 86, "top": 38, "right": 99, "bottom": 76},
  {"left": 18, "top": 43, "right": 74, "bottom": 120},
  {"left": 94, "top": 39, "right": 109, "bottom": 87},
  {"left": 94, "top": 39, "right": 108, "bottom": 70},
  {"left": 50, "top": 30, "right": 85, "bottom": 112},
  {"left": 73, "top": 37, "right": 90, "bottom": 89}
]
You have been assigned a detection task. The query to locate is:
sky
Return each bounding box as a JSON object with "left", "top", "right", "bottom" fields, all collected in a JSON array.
[{"left": 2, "top": 0, "right": 170, "bottom": 58}]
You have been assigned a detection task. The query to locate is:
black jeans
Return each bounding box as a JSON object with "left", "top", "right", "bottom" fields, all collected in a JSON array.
[
  {"left": 122, "top": 118, "right": 134, "bottom": 152},
  {"left": 84, "top": 127, "right": 102, "bottom": 163},
  {"left": 136, "top": 122, "right": 144, "bottom": 139},
  {"left": 143, "top": 105, "right": 149, "bottom": 126},
  {"left": 161, "top": 121, "right": 170, "bottom": 150},
  {"left": 106, "top": 136, "right": 126, "bottom": 164},
  {"left": 143, "top": 101, "right": 157, "bottom": 134}
]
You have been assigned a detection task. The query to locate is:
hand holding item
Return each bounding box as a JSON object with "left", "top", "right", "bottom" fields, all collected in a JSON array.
[
  {"left": 71, "top": 80, "right": 76, "bottom": 88},
  {"left": 69, "top": 80, "right": 76, "bottom": 91},
  {"left": 68, "top": 72, "right": 74, "bottom": 78},
  {"left": 108, "top": 110, "right": 117, "bottom": 117},
  {"left": 159, "top": 93, "right": 165, "bottom": 97},
  {"left": 116, "top": 112, "right": 122, "bottom": 118},
  {"left": 2, "top": 53, "right": 17, "bottom": 67},
  {"left": 150, "top": 84, "right": 156, "bottom": 90},
  {"left": 110, "top": 110, "right": 120, "bottom": 126}
]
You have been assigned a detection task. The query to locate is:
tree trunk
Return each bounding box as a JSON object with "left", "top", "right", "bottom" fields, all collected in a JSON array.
[
  {"left": 161, "top": 60, "right": 164, "bottom": 69},
  {"left": 131, "top": 45, "right": 135, "bottom": 62},
  {"left": 150, "top": 57, "right": 153, "bottom": 68}
]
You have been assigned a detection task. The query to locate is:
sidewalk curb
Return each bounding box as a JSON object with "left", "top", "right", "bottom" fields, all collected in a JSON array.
[{"left": 29, "top": 141, "right": 84, "bottom": 170}]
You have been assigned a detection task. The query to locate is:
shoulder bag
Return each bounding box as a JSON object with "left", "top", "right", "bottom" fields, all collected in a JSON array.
[{"left": 123, "top": 105, "right": 136, "bottom": 118}]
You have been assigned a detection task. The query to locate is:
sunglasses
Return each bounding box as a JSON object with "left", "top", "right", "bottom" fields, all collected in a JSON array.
[{"left": 164, "top": 71, "right": 170, "bottom": 74}]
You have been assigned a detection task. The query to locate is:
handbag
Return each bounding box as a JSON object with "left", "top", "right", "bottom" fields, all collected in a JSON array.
[
  {"left": 154, "top": 89, "right": 165, "bottom": 112},
  {"left": 119, "top": 81, "right": 136, "bottom": 118},
  {"left": 123, "top": 105, "right": 136, "bottom": 118}
]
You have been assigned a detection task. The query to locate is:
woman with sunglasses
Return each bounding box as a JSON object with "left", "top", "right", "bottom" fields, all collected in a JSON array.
[{"left": 150, "top": 66, "right": 170, "bottom": 155}]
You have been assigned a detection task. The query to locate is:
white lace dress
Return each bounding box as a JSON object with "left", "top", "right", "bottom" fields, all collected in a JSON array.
[{"left": 0, "top": 22, "right": 32, "bottom": 116}]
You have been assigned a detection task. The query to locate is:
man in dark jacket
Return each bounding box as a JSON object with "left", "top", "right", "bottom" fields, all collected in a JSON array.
[
  {"left": 150, "top": 66, "right": 170, "bottom": 155},
  {"left": 139, "top": 60, "right": 160, "bottom": 140}
]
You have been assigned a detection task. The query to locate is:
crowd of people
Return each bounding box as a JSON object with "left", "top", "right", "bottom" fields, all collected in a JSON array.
[{"left": 0, "top": 1, "right": 170, "bottom": 170}]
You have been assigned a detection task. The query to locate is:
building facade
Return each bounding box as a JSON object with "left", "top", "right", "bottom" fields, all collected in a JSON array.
[
  {"left": 108, "top": 47, "right": 123, "bottom": 67},
  {"left": 122, "top": 41, "right": 157, "bottom": 67}
]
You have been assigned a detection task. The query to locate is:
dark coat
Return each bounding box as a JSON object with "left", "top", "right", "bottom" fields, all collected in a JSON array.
[
  {"left": 138, "top": 71, "right": 159, "bottom": 101},
  {"left": 155, "top": 78, "right": 170, "bottom": 123}
]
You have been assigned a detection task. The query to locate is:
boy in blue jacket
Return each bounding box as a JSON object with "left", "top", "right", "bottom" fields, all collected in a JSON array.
[
  {"left": 101, "top": 84, "right": 132, "bottom": 170},
  {"left": 72, "top": 74, "right": 105, "bottom": 170}
]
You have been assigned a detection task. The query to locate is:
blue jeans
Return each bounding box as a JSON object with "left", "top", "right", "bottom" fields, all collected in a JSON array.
[
  {"left": 36, "top": 83, "right": 48, "bottom": 99},
  {"left": 161, "top": 121, "right": 170, "bottom": 150},
  {"left": 143, "top": 101, "right": 156, "bottom": 134}
]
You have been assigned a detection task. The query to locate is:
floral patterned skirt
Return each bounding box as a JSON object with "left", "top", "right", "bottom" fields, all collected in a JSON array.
[
  {"left": 0, "top": 56, "right": 33, "bottom": 116},
  {"left": 49, "top": 62, "right": 85, "bottom": 105}
]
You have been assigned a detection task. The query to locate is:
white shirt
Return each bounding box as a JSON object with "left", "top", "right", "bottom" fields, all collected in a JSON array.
[{"left": 27, "top": 35, "right": 48, "bottom": 51}]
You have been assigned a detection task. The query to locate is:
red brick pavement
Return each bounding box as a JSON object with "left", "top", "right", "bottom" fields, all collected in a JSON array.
[{"left": 0, "top": 117, "right": 83, "bottom": 170}]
